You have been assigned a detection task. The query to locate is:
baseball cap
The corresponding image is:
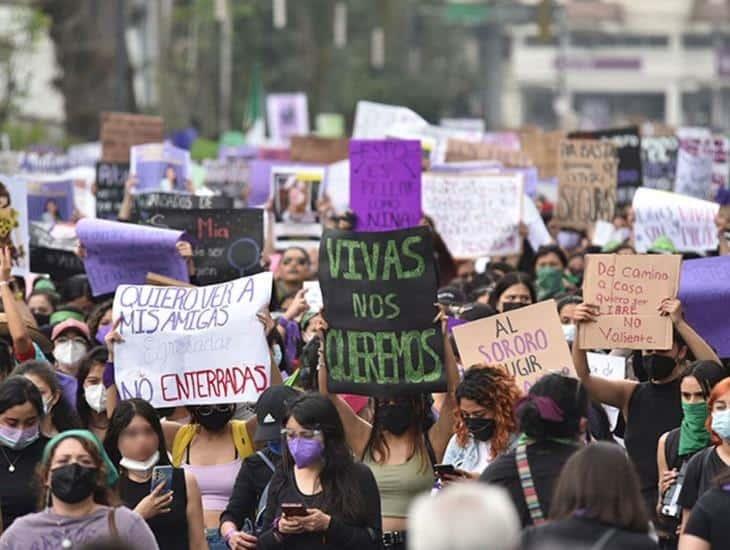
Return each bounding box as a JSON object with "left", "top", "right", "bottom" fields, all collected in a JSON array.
[
  {"left": 51, "top": 319, "right": 90, "bottom": 342},
  {"left": 254, "top": 385, "right": 299, "bottom": 442},
  {"left": 437, "top": 285, "right": 466, "bottom": 306}
]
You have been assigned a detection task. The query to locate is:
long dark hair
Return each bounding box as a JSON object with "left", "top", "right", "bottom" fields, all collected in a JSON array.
[
  {"left": 86, "top": 300, "right": 113, "bottom": 344},
  {"left": 518, "top": 373, "right": 588, "bottom": 440},
  {"left": 282, "top": 393, "right": 365, "bottom": 523},
  {"left": 12, "top": 361, "right": 80, "bottom": 432},
  {"left": 682, "top": 360, "right": 728, "bottom": 398},
  {"left": 75, "top": 347, "right": 109, "bottom": 429},
  {"left": 364, "top": 394, "right": 434, "bottom": 473},
  {"left": 488, "top": 272, "right": 536, "bottom": 310},
  {"left": 550, "top": 442, "right": 650, "bottom": 533},
  {"left": 104, "top": 398, "right": 171, "bottom": 469},
  {"left": 0, "top": 375, "right": 43, "bottom": 417}
]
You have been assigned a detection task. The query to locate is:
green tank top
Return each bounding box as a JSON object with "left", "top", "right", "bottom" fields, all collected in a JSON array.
[{"left": 364, "top": 452, "right": 435, "bottom": 518}]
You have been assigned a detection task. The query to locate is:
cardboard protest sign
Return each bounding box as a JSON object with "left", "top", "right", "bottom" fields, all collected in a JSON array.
[
  {"left": 569, "top": 126, "right": 641, "bottom": 204},
  {"left": 77, "top": 218, "right": 188, "bottom": 296},
  {"left": 291, "top": 136, "right": 349, "bottom": 164},
  {"left": 100, "top": 112, "right": 164, "bottom": 164},
  {"left": 452, "top": 300, "right": 575, "bottom": 394},
  {"left": 445, "top": 138, "right": 532, "bottom": 166},
  {"left": 422, "top": 173, "right": 523, "bottom": 258},
  {"left": 518, "top": 129, "right": 564, "bottom": 179},
  {"left": 555, "top": 140, "right": 618, "bottom": 231},
  {"left": 130, "top": 143, "right": 190, "bottom": 192},
  {"left": 632, "top": 188, "right": 719, "bottom": 254},
  {"left": 641, "top": 136, "right": 678, "bottom": 191},
  {"left": 133, "top": 192, "right": 233, "bottom": 223},
  {"left": 678, "top": 256, "right": 730, "bottom": 357},
  {"left": 95, "top": 162, "right": 129, "bottom": 219},
  {"left": 579, "top": 254, "right": 681, "bottom": 350},
  {"left": 26, "top": 178, "right": 75, "bottom": 223},
  {"left": 0, "top": 176, "right": 29, "bottom": 276},
  {"left": 271, "top": 165, "right": 325, "bottom": 248},
  {"left": 266, "top": 93, "right": 309, "bottom": 142},
  {"left": 349, "top": 140, "right": 422, "bottom": 232},
  {"left": 319, "top": 226, "right": 445, "bottom": 396},
  {"left": 142, "top": 208, "right": 263, "bottom": 285},
  {"left": 675, "top": 127, "right": 714, "bottom": 200},
  {"left": 113, "top": 272, "right": 273, "bottom": 407},
  {"left": 30, "top": 246, "right": 85, "bottom": 280},
  {"left": 352, "top": 100, "right": 428, "bottom": 140}
]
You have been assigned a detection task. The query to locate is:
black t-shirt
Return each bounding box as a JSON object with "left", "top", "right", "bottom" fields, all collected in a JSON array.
[
  {"left": 678, "top": 447, "right": 730, "bottom": 510},
  {"left": 522, "top": 517, "right": 658, "bottom": 550},
  {"left": 479, "top": 440, "right": 578, "bottom": 528},
  {"left": 0, "top": 436, "right": 47, "bottom": 529},
  {"left": 624, "top": 379, "right": 683, "bottom": 511},
  {"left": 684, "top": 487, "right": 730, "bottom": 547},
  {"left": 220, "top": 448, "right": 281, "bottom": 529},
  {"left": 258, "top": 462, "right": 382, "bottom": 550},
  {"left": 118, "top": 467, "right": 189, "bottom": 550}
]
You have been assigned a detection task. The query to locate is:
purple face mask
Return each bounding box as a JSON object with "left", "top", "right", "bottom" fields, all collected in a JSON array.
[
  {"left": 287, "top": 437, "right": 324, "bottom": 468},
  {"left": 0, "top": 423, "right": 39, "bottom": 450},
  {"left": 95, "top": 323, "right": 112, "bottom": 344}
]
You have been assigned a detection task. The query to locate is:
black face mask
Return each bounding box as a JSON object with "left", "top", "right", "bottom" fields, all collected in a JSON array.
[
  {"left": 465, "top": 417, "right": 496, "bottom": 442},
  {"left": 195, "top": 408, "right": 234, "bottom": 432},
  {"left": 51, "top": 463, "right": 98, "bottom": 504},
  {"left": 379, "top": 402, "right": 414, "bottom": 436},
  {"left": 33, "top": 313, "right": 50, "bottom": 327},
  {"left": 501, "top": 302, "right": 527, "bottom": 313},
  {"left": 644, "top": 354, "right": 677, "bottom": 381}
]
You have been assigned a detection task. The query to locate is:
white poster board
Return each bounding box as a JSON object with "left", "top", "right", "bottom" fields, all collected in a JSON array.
[
  {"left": 113, "top": 272, "right": 273, "bottom": 407},
  {"left": 0, "top": 176, "right": 29, "bottom": 276},
  {"left": 352, "top": 101, "right": 428, "bottom": 139},
  {"left": 587, "top": 352, "right": 626, "bottom": 431},
  {"left": 422, "top": 173, "right": 523, "bottom": 258}
]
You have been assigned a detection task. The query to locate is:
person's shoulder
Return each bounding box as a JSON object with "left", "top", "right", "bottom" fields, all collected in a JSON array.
[
  {"left": 480, "top": 449, "right": 516, "bottom": 482},
  {"left": 687, "top": 445, "right": 714, "bottom": 470},
  {"left": 352, "top": 460, "right": 378, "bottom": 483},
  {"left": 696, "top": 487, "right": 730, "bottom": 510},
  {"left": 111, "top": 505, "right": 147, "bottom": 527},
  {"left": 613, "top": 528, "right": 658, "bottom": 549}
]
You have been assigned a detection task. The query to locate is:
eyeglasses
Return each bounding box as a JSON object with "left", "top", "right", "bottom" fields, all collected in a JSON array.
[
  {"left": 196, "top": 405, "right": 234, "bottom": 416},
  {"left": 282, "top": 257, "right": 308, "bottom": 266},
  {"left": 280, "top": 428, "right": 322, "bottom": 440}
]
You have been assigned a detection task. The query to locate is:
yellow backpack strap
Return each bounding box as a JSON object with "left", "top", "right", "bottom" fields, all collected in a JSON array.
[
  {"left": 171, "top": 425, "right": 196, "bottom": 467},
  {"left": 231, "top": 420, "right": 255, "bottom": 460}
]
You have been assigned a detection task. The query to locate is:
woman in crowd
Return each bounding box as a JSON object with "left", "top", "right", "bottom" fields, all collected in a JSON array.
[
  {"left": 13, "top": 361, "right": 80, "bottom": 437},
  {"left": 52, "top": 319, "right": 92, "bottom": 377},
  {"left": 105, "top": 398, "right": 206, "bottom": 550},
  {"left": 479, "top": 373, "right": 588, "bottom": 528},
  {"left": 487, "top": 272, "right": 535, "bottom": 313},
  {"left": 257, "top": 393, "right": 382, "bottom": 549},
  {"left": 26, "top": 289, "right": 58, "bottom": 329},
  {"left": 441, "top": 365, "right": 520, "bottom": 479},
  {"left": 556, "top": 295, "right": 581, "bottom": 345},
  {"left": 76, "top": 347, "right": 111, "bottom": 441},
  {"left": 572, "top": 299, "right": 719, "bottom": 516},
  {"left": 0, "top": 430, "right": 158, "bottom": 549},
  {"left": 533, "top": 245, "right": 569, "bottom": 300},
  {"left": 86, "top": 300, "right": 113, "bottom": 346},
  {"left": 680, "top": 467, "right": 730, "bottom": 549},
  {"left": 678, "top": 378, "right": 730, "bottom": 530},
  {"left": 273, "top": 246, "right": 311, "bottom": 309},
  {"left": 319, "top": 328, "right": 459, "bottom": 550},
  {"left": 0, "top": 376, "right": 47, "bottom": 529},
  {"left": 220, "top": 385, "right": 299, "bottom": 549},
  {"left": 522, "top": 442, "right": 657, "bottom": 549},
  {"left": 656, "top": 361, "right": 727, "bottom": 547}
]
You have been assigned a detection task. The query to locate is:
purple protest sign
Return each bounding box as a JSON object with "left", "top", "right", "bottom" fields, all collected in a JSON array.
[
  {"left": 130, "top": 143, "right": 190, "bottom": 193},
  {"left": 679, "top": 255, "right": 730, "bottom": 357},
  {"left": 27, "top": 179, "right": 75, "bottom": 222},
  {"left": 266, "top": 93, "right": 309, "bottom": 143},
  {"left": 248, "top": 160, "right": 279, "bottom": 206},
  {"left": 349, "top": 139, "right": 422, "bottom": 232},
  {"left": 77, "top": 218, "right": 188, "bottom": 296}
]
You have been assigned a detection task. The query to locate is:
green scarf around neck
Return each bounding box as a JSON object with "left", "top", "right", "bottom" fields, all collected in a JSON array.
[{"left": 679, "top": 401, "right": 711, "bottom": 457}]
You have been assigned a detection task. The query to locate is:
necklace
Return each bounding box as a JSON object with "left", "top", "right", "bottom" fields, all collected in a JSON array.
[{"left": 0, "top": 446, "right": 21, "bottom": 473}]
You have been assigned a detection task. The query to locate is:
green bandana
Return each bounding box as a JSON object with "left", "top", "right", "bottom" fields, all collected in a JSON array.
[
  {"left": 42, "top": 430, "right": 119, "bottom": 487},
  {"left": 679, "top": 401, "right": 711, "bottom": 456},
  {"left": 535, "top": 266, "right": 565, "bottom": 301}
]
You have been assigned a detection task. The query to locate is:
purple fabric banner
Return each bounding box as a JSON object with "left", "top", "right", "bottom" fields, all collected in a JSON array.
[
  {"left": 349, "top": 139, "right": 422, "bottom": 232},
  {"left": 679, "top": 256, "right": 730, "bottom": 357},
  {"left": 77, "top": 218, "right": 188, "bottom": 296}
]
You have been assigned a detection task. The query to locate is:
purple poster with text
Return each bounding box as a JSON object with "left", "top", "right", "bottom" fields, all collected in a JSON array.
[{"left": 349, "top": 139, "right": 422, "bottom": 232}]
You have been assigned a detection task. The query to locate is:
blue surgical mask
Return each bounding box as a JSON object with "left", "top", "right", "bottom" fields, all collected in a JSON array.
[{"left": 712, "top": 409, "right": 730, "bottom": 441}]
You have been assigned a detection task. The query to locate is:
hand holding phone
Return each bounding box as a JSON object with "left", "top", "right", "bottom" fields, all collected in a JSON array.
[
  {"left": 281, "top": 502, "right": 308, "bottom": 517},
  {"left": 150, "top": 465, "right": 174, "bottom": 494}
]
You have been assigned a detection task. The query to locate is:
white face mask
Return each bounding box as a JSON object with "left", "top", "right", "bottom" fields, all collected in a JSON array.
[
  {"left": 84, "top": 383, "right": 107, "bottom": 413},
  {"left": 272, "top": 344, "right": 283, "bottom": 366},
  {"left": 54, "top": 340, "right": 88, "bottom": 366},
  {"left": 562, "top": 323, "right": 576, "bottom": 343},
  {"left": 119, "top": 450, "right": 160, "bottom": 474}
]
